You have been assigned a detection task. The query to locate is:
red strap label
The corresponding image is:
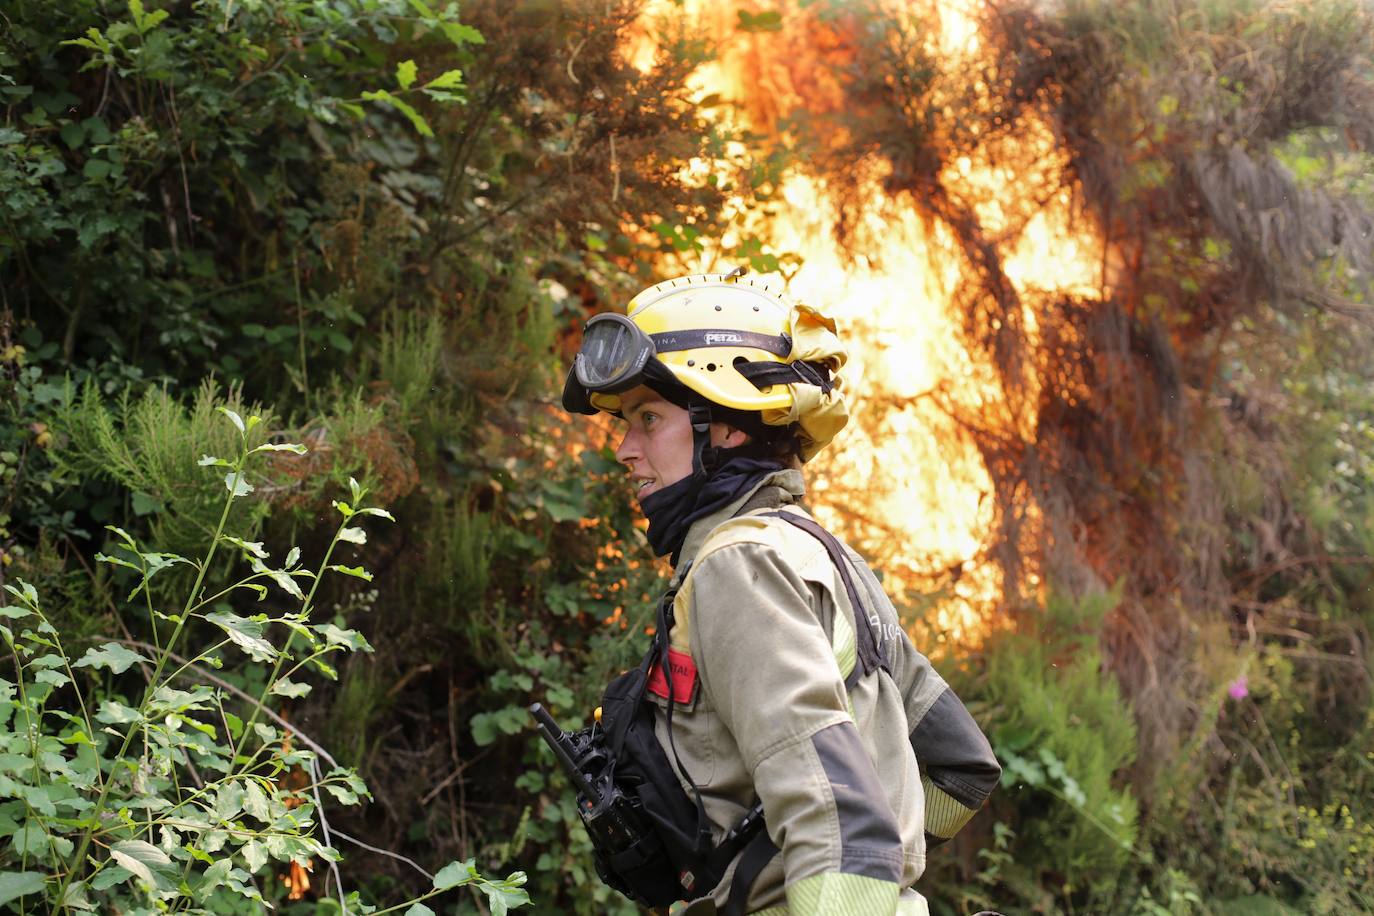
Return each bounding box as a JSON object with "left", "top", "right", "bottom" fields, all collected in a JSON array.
[{"left": 647, "top": 648, "right": 698, "bottom": 705}]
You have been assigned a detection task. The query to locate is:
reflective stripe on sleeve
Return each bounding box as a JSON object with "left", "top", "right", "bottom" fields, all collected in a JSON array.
[
  {"left": 785, "top": 872, "right": 903, "bottom": 916},
  {"left": 921, "top": 776, "right": 977, "bottom": 840}
]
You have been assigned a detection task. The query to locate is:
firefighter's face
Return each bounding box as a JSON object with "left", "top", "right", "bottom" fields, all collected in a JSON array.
[{"left": 614, "top": 386, "right": 746, "bottom": 505}]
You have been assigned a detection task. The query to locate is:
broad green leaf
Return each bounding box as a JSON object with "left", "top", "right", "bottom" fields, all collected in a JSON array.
[
  {"left": 284, "top": 546, "right": 301, "bottom": 569},
  {"left": 60, "top": 120, "right": 85, "bottom": 149},
  {"left": 5, "top": 580, "right": 39, "bottom": 606},
  {"left": 206, "top": 611, "right": 276, "bottom": 662},
  {"left": 270, "top": 678, "right": 311, "bottom": 698},
  {"left": 221, "top": 536, "right": 268, "bottom": 558},
  {"left": 0, "top": 871, "right": 45, "bottom": 906},
  {"left": 425, "top": 69, "right": 465, "bottom": 90},
  {"left": 322, "top": 782, "right": 359, "bottom": 806},
  {"left": 10, "top": 824, "right": 47, "bottom": 857},
  {"left": 217, "top": 406, "right": 245, "bottom": 434},
  {"left": 267, "top": 569, "right": 305, "bottom": 600},
  {"left": 95, "top": 699, "right": 141, "bottom": 725},
  {"left": 112, "top": 840, "right": 170, "bottom": 869},
  {"left": 61, "top": 879, "right": 94, "bottom": 911},
  {"left": 337, "top": 526, "right": 366, "bottom": 545},
  {"left": 73, "top": 642, "right": 147, "bottom": 675},
  {"left": 131, "top": 491, "right": 162, "bottom": 516},
  {"left": 0, "top": 606, "right": 30, "bottom": 620},
  {"left": 251, "top": 442, "right": 308, "bottom": 455},
  {"left": 441, "top": 21, "right": 485, "bottom": 46},
  {"left": 242, "top": 838, "right": 268, "bottom": 873},
  {"left": 243, "top": 780, "right": 270, "bottom": 822},
  {"left": 433, "top": 859, "right": 478, "bottom": 890},
  {"left": 18, "top": 786, "right": 58, "bottom": 816},
  {"left": 396, "top": 59, "right": 418, "bottom": 90},
  {"left": 35, "top": 669, "right": 70, "bottom": 688},
  {"left": 214, "top": 782, "right": 245, "bottom": 820},
  {"left": 198, "top": 454, "right": 228, "bottom": 467},
  {"left": 90, "top": 865, "right": 133, "bottom": 890},
  {"left": 484, "top": 878, "right": 531, "bottom": 916},
  {"left": 355, "top": 507, "right": 396, "bottom": 521},
  {"left": 110, "top": 849, "right": 153, "bottom": 884},
  {"left": 405, "top": 904, "right": 436, "bottom": 916},
  {"left": 103, "top": 526, "right": 136, "bottom": 548},
  {"left": 361, "top": 90, "right": 434, "bottom": 137},
  {"left": 328, "top": 564, "right": 373, "bottom": 582},
  {"left": 94, "top": 551, "right": 140, "bottom": 573},
  {"left": 316, "top": 623, "right": 371, "bottom": 652},
  {"left": 348, "top": 476, "right": 364, "bottom": 503},
  {"left": 224, "top": 471, "right": 254, "bottom": 497}
]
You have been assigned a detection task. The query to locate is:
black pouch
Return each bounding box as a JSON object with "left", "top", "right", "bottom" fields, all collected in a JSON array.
[
  {"left": 581, "top": 664, "right": 686, "bottom": 905},
  {"left": 599, "top": 664, "right": 728, "bottom": 899}
]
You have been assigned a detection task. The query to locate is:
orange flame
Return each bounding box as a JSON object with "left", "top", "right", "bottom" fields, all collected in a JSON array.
[{"left": 630, "top": 1, "right": 1102, "bottom": 646}]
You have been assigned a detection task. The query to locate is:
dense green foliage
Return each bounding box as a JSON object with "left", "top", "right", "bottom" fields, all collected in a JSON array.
[
  {"left": 0, "top": 407, "right": 529, "bottom": 911},
  {"left": 2, "top": 0, "right": 1372, "bottom": 913}
]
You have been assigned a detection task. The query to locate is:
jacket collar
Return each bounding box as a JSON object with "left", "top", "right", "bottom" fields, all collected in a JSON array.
[{"left": 670, "top": 468, "right": 805, "bottom": 583}]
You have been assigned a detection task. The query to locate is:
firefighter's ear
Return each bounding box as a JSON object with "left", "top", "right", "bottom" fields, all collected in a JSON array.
[{"left": 711, "top": 423, "right": 750, "bottom": 449}]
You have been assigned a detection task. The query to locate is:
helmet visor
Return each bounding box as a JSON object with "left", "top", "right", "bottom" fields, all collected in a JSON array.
[{"left": 573, "top": 313, "right": 654, "bottom": 393}]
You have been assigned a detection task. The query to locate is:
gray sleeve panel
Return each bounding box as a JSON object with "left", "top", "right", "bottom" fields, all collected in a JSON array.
[
  {"left": 810, "top": 721, "right": 905, "bottom": 882},
  {"left": 908, "top": 686, "right": 1002, "bottom": 809}
]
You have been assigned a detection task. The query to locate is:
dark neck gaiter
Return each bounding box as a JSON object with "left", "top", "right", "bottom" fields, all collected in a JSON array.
[{"left": 639, "top": 454, "right": 785, "bottom": 565}]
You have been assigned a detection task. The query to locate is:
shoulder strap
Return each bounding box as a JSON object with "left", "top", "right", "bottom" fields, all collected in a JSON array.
[
  {"left": 722, "top": 831, "right": 780, "bottom": 916},
  {"left": 758, "top": 510, "right": 889, "bottom": 688}
]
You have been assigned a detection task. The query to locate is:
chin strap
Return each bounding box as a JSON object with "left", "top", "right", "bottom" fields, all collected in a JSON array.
[{"left": 688, "top": 402, "right": 721, "bottom": 480}]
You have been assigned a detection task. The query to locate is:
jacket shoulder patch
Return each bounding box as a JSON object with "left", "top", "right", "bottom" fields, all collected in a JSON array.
[{"left": 646, "top": 647, "right": 699, "bottom": 705}]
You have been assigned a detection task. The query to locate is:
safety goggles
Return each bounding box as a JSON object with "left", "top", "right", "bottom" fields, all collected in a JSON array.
[
  {"left": 571, "top": 313, "right": 655, "bottom": 395},
  {"left": 571, "top": 313, "right": 794, "bottom": 394}
]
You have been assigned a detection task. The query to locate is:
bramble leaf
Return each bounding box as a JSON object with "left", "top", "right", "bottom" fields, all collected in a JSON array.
[
  {"left": 73, "top": 642, "right": 147, "bottom": 675},
  {"left": 316, "top": 623, "right": 371, "bottom": 653},
  {"left": 221, "top": 536, "right": 268, "bottom": 559},
  {"left": 110, "top": 839, "right": 169, "bottom": 883},
  {"left": 337, "top": 526, "right": 366, "bottom": 545},
  {"left": 206, "top": 611, "right": 276, "bottom": 662},
  {"left": 270, "top": 678, "right": 311, "bottom": 698},
  {"left": 425, "top": 69, "right": 465, "bottom": 90},
  {"left": 433, "top": 859, "right": 478, "bottom": 890},
  {"left": 224, "top": 471, "right": 254, "bottom": 497},
  {"left": 0, "top": 871, "right": 45, "bottom": 905},
  {"left": 361, "top": 89, "right": 434, "bottom": 137}
]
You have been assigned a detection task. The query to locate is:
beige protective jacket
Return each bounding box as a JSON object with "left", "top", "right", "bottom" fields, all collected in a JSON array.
[{"left": 651, "top": 470, "right": 1000, "bottom": 916}]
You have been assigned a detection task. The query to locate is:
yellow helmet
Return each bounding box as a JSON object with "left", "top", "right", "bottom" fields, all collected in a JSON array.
[{"left": 562, "top": 270, "right": 849, "bottom": 461}]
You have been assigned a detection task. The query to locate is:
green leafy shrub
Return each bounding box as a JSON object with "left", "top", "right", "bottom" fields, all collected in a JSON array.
[
  {"left": 929, "top": 587, "right": 1141, "bottom": 914},
  {"left": 0, "top": 407, "right": 529, "bottom": 913}
]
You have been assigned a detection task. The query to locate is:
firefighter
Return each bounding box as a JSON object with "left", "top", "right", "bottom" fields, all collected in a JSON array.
[{"left": 562, "top": 269, "right": 1001, "bottom": 915}]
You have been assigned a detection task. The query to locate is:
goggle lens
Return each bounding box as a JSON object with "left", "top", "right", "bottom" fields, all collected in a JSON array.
[{"left": 575, "top": 315, "right": 651, "bottom": 390}]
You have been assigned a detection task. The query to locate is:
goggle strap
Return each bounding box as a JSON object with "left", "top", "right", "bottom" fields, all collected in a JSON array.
[{"left": 649, "top": 329, "right": 791, "bottom": 358}]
